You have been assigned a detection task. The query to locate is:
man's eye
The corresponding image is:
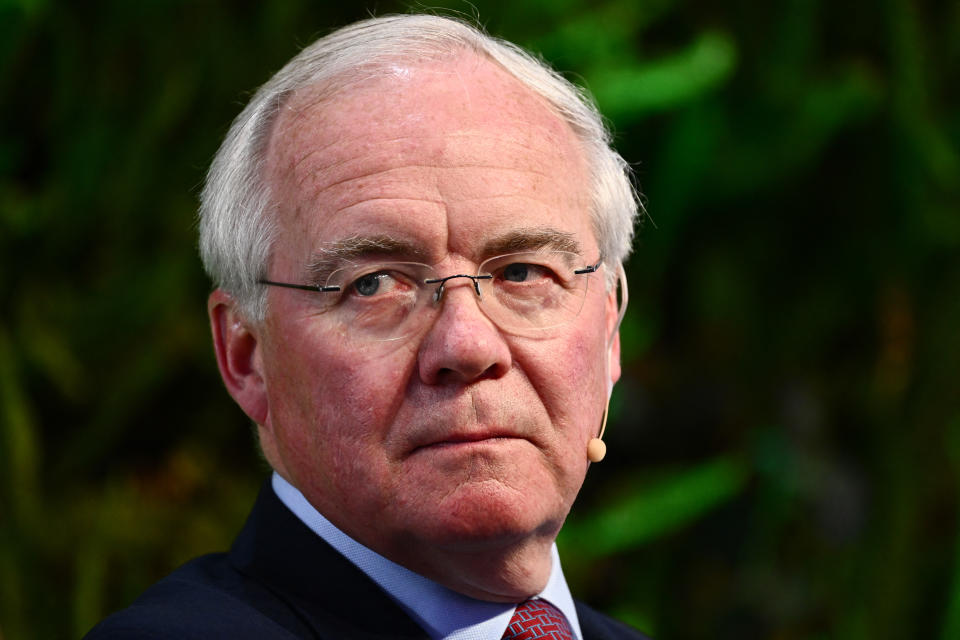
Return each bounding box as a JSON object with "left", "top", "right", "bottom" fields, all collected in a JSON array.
[
  {"left": 502, "top": 263, "right": 528, "bottom": 282},
  {"left": 502, "top": 263, "right": 553, "bottom": 283},
  {"left": 352, "top": 272, "right": 389, "bottom": 296}
]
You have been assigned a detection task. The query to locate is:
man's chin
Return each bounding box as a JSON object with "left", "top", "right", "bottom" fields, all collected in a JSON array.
[
  {"left": 400, "top": 480, "right": 566, "bottom": 552},
  {"left": 392, "top": 443, "right": 575, "bottom": 547},
  {"left": 403, "top": 436, "right": 559, "bottom": 487},
  {"left": 388, "top": 497, "right": 560, "bottom": 602}
]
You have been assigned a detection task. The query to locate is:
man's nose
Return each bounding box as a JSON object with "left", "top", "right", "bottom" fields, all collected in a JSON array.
[{"left": 416, "top": 280, "right": 512, "bottom": 385}]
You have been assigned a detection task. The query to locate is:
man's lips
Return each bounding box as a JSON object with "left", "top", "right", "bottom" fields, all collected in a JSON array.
[
  {"left": 410, "top": 429, "right": 526, "bottom": 454},
  {"left": 397, "top": 390, "right": 538, "bottom": 457}
]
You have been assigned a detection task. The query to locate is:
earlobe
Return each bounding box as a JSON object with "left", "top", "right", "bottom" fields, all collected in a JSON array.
[{"left": 208, "top": 289, "right": 269, "bottom": 425}]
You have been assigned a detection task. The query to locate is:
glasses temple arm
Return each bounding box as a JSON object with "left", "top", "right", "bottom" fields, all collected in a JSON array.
[{"left": 258, "top": 279, "right": 341, "bottom": 293}]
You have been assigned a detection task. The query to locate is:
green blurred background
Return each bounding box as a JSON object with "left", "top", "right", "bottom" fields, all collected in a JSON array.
[{"left": 2, "top": 0, "right": 958, "bottom": 638}]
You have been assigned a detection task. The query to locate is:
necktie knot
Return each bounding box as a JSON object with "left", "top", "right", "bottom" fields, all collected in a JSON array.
[{"left": 501, "top": 599, "right": 574, "bottom": 640}]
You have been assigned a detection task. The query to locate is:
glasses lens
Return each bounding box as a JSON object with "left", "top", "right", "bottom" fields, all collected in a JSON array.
[
  {"left": 325, "top": 262, "right": 435, "bottom": 341},
  {"left": 478, "top": 251, "right": 592, "bottom": 333},
  {"left": 313, "top": 252, "right": 597, "bottom": 341}
]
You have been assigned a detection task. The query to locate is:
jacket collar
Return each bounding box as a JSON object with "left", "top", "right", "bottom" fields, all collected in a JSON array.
[{"left": 229, "top": 480, "right": 430, "bottom": 639}]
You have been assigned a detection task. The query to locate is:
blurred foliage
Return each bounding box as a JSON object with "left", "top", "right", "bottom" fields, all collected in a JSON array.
[{"left": 1, "top": 0, "right": 957, "bottom": 638}]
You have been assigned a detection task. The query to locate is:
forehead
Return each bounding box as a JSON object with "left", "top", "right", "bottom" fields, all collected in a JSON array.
[{"left": 264, "top": 54, "right": 592, "bottom": 263}]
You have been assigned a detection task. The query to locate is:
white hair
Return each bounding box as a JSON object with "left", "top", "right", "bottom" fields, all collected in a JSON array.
[{"left": 199, "top": 13, "right": 641, "bottom": 321}]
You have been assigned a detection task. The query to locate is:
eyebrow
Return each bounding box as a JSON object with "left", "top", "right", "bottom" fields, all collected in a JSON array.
[
  {"left": 305, "top": 235, "right": 427, "bottom": 282},
  {"left": 480, "top": 228, "right": 581, "bottom": 258},
  {"left": 304, "top": 227, "right": 583, "bottom": 282}
]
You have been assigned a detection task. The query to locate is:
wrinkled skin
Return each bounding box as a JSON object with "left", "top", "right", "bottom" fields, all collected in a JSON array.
[{"left": 209, "top": 54, "right": 621, "bottom": 602}]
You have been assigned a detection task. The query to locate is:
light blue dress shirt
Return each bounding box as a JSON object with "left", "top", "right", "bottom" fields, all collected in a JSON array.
[{"left": 272, "top": 473, "right": 583, "bottom": 640}]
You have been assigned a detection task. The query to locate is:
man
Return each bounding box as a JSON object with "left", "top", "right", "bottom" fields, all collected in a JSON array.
[{"left": 86, "top": 13, "right": 646, "bottom": 639}]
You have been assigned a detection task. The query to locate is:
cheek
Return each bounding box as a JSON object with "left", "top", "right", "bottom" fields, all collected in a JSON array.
[
  {"left": 263, "top": 328, "right": 417, "bottom": 476},
  {"left": 516, "top": 328, "right": 609, "bottom": 441}
]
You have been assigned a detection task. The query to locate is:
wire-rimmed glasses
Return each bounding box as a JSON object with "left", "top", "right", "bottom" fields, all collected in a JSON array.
[{"left": 258, "top": 250, "right": 603, "bottom": 341}]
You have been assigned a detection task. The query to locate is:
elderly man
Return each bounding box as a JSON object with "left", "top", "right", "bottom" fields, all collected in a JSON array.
[{"left": 86, "top": 13, "right": 646, "bottom": 640}]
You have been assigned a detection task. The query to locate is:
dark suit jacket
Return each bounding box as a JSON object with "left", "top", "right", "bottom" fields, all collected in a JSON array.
[{"left": 84, "top": 481, "right": 651, "bottom": 639}]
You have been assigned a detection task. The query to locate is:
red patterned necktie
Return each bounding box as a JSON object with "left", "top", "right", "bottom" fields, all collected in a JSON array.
[{"left": 501, "top": 599, "right": 574, "bottom": 640}]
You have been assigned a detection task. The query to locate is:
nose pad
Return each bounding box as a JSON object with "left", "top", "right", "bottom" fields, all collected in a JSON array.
[{"left": 425, "top": 273, "right": 491, "bottom": 302}]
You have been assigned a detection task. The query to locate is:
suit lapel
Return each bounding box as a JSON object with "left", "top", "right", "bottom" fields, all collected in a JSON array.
[
  {"left": 229, "top": 481, "right": 431, "bottom": 639},
  {"left": 575, "top": 600, "right": 652, "bottom": 640}
]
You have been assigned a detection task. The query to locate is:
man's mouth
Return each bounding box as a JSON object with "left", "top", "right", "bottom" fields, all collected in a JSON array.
[{"left": 411, "top": 429, "right": 524, "bottom": 454}]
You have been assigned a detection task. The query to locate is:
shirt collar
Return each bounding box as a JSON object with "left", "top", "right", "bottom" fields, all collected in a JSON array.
[{"left": 272, "top": 472, "right": 582, "bottom": 640}]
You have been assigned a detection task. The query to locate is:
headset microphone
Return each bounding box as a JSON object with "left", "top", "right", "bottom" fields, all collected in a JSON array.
[
  {"left": 587, "top": 439, "right": 607, "bottom": 463},
  {"left": 587, "top": 376, "right": 612, "bottom": 462},
  {"left": 586, "top": 407, "right": 608, "bottom": 462},
  {"left": 587, "top": 264, "right": 627, "bottom": 464}
]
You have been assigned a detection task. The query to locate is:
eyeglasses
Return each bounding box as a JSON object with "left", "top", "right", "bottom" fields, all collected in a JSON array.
[{"left": 258, "top": 250, "right": 603, "bottom": 341}]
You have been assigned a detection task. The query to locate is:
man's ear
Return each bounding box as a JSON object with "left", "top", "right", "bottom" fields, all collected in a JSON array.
[
  {"left": 605, "top": 287, "right": 622, "bottom": 387},
  {"left": 208, "top": 289, "right": 268, "bottom": 425}
]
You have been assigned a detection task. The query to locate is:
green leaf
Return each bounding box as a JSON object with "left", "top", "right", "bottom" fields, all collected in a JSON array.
[
  {"left": 561, "top": 457, "right": 748, "bottom": 556},
  {"left": 0, "top": 324, "right": 40, "bottom": 525},
  {"left": 589, "top": 30, "right": 737, "bottom": 119}
]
